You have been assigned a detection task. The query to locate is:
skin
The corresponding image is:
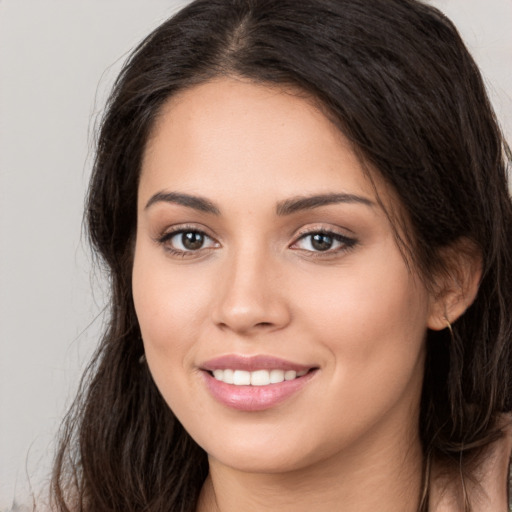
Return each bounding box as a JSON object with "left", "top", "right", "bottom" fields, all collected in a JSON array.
[
  {"left": 430, "top": 416, "right": 512, "bottom": 511},
  {"left": 132, "top": 78, "right": 487, "bottom": 511}
]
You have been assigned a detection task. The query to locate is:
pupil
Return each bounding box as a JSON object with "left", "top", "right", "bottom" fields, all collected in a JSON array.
[
  {"left": 311, "top": 233, "right": 333, "bottom": 251},
  {"left": 182, "top": 232, "right": 204, "bottom": 250}
]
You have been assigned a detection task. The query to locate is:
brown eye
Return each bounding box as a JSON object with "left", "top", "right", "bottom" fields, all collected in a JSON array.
[
  {"left": 292, "top": 231, "right": 357, "bottom": 254},
  {"left": 159, "top": 229, "right": 218, "bottom": 254},
  {"left": 181, "top": 231, "right": 205, "bottom": 250},
  {"left": 310, "top": 233, "right": 334, "bottom": 251}
]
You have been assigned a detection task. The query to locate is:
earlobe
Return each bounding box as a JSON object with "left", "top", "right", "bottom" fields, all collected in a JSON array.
[{"left": 427, "top": 238, "right": 482, "bottom": 331}]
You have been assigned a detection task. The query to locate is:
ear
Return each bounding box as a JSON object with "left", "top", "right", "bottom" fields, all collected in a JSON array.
[{"left": 427, "top": 238, "right": 482, "bottom": 331}]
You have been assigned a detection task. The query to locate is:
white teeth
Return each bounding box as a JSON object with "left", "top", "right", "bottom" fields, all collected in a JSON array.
[
  {"left": 223, "top": 368, "right": 234, "bottom": 384},
  {"left": 211, "top": 368, "right": 309, "bottom": 386},
  {"left": 233, "top": 370, "right": 251, "bottom": 385},
  {"left": 269, "top": 369, "right": 285, "bottom": 383},
  {"left": 284, "top": 370, "right": 297, "bottom": 381},
  {"left": 251, "top": 370, "right": 270, "bottom": 386},
  {"left": 213, "top": 369, "right": 224, "bottom": 381}
]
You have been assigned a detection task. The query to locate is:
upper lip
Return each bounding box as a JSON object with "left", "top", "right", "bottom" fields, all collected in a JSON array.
[{"left": 200, "top": 354, "right": 316, "bottom": 372}]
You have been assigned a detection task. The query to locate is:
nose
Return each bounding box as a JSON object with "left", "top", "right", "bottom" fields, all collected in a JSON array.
[{"left": 212, "top": 247, "right": 291, "bottom": 335}]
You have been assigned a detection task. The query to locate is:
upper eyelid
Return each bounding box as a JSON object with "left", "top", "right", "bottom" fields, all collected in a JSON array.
[
  {"left": 160, "top": 229, "right": 215, "bottom": 243},
  {"left": 291, "top": 232, "right": 355, "bottom": 247},
  {"left": 157, "top": 223, "right": 217, "bottom": 240},
  {"left": 291, "top": 224, "right": 355, "bottom": 240}
]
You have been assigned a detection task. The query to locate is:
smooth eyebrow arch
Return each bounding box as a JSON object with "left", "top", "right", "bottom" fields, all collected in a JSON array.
[
  {"left": 276, "top": 193, "right": 375, "bottom": 216},
  {"left": 145, "top": 191, "right": 221, "bottom": 214}
]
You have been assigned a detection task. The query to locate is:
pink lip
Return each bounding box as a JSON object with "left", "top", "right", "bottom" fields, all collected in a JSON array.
[
  {"left": 200, "top": 354, "right": 318, "bottom": 412},
  {"left": 201, "top": 354, "right": 312, "bottom": 372}
]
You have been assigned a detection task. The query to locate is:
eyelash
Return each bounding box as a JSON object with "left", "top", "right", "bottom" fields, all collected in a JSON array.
[
  {"left": 291, "top": 229, "right": 358, "bottom": 257},
  {"left": 156, "top": 226, "right": 358, "bottom": 258},
  {"left": 157, "top": 225, "right": 218, "bottom": 257}
]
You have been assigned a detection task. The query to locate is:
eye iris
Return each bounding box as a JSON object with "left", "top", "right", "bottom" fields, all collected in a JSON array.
[
  {"left": 182, "top": 232, "right": 204, "bottom": 250},
  {"left": 311, "top": 233, "right": 333, "bottom": 251}
]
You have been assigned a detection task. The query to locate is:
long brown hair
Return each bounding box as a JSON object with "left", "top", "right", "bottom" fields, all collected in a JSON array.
[{"left": 51, "top": 1, "right": 512, "bottom": 510}]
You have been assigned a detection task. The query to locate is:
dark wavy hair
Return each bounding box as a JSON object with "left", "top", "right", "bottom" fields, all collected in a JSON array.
[{"left": 50, "top": 0, "right": 512, "bottom": 510}]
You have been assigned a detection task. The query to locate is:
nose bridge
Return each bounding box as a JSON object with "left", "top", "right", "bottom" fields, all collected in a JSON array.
[{"left": 213, "top": 239, "right": 289, "bottom": 334}]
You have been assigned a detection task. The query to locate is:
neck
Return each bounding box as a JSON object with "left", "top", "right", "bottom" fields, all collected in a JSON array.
[{"left": 197, "top": 420, "right": 423, "bottom": 512}]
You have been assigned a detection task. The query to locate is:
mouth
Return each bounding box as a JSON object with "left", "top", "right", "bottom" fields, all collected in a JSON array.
[
  {"left": 207, "top": 367, "right": 313, "bottom": 386},
  {"left": 199, "top": 355, "right": 319, "bottom": 411}
]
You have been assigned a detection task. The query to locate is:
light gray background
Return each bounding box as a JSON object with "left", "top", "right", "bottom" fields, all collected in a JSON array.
[{"left": 0, "top": 1, "right": 511, "bottom": 509}]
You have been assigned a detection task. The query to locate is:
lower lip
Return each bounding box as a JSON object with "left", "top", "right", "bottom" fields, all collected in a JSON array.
[{"left": 202, "top": 370, "right": 317, "bottom": 411}]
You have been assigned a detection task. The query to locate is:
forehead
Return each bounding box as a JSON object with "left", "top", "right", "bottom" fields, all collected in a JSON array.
[{"left": 139, "top": 78, "right": 381, "bottom": 207}]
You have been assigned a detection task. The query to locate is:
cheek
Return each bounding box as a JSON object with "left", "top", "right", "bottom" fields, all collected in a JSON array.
[
  {"left": 297, "top": 246, "right": 429, "bottom": 399},
  {"left": 303, "top": 242, "right": 428, "bottom": 346},
  {"left": 287, "top": 256, "right": 428, "bottom": 454},
  {"left": 132, "top": 243, "right": 215, "bottom": 418},
  {"left": 132, "top": 243, "right": 208, "bottom": 362}
]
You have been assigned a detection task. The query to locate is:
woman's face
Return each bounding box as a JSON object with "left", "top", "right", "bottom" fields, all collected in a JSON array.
[{"left": 133, "top": 78, "right": 436, "bottom": 474}]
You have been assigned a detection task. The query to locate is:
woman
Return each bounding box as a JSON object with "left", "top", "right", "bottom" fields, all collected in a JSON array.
[{"left": 51, "top": 0, "right": 512, "bottom": 510}]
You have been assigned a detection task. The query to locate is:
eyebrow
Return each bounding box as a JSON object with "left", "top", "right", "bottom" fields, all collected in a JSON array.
[
  {"left": 144, "top": 191, "right": 374, "bottom": 216},
  {"left": 145, "top": 191, "right": 220, "bottom": 214},
  {"left": 276, "top": 193, "right": 374, "bottom": 215}
]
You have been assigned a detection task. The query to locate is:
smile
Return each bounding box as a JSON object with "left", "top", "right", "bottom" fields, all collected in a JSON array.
[
  {"left": 211, "top": 368, "right": 308, "bottom": 386},
  {"left": 200, "top": 355, "right": 318, "bottom": 411}
]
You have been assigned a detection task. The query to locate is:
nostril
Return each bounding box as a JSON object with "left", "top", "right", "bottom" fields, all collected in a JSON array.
[{"left": 255, "top": 322, "right": 272, "bottom": 327}]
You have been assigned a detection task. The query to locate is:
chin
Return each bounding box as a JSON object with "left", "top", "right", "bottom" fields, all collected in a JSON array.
[{"left": 207, "top": 443, "right": 320, "bottom": 475}]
